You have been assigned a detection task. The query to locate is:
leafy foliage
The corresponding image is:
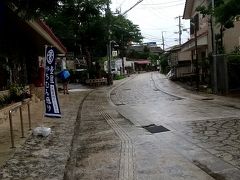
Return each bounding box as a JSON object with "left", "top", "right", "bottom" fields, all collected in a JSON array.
[
  {"left": 0, "top": 83, "right": 31, "bottom": 109},
  {"left": 113, "top": 74, "right": 125, "bottom": 80},
  {"left": 214, "top": 0, "right": 240, "bottom": 29},
  {"left": 196, "top": 0, "right": 240, "bottom": 29},
  {"left": 231, "top": 46, "right": 240, "bottom": 55},
  {"left": 8, "top": 84, "right": 31, "bottom": 102},
  {"left": 0, "top": 94, "right": 11, "bottom": 109},
  {"left": 159, "top": 54, "right": 169, "bottom": 74},
  {"left": 127, "top": 49, "right": 149, "bottom": 59},
  {"left": 3, "top": 0, "right": 62, "bottom": 19},
  {"left": 45, "top": 0, "right": 143, "bottom": 67}
]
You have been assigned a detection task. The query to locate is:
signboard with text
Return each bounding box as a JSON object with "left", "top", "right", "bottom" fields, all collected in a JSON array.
[{"left": 44, "top": 46, "right": 61, "bottom": 118}]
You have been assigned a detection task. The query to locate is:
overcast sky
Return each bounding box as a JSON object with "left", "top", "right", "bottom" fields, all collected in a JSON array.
[{"left": 110, "top": 0, "right": 190, "bottom": 49}]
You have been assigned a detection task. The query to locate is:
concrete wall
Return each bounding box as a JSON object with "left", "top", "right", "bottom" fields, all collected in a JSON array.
[
  {"left": 178, "top": 50, "right": 191, "bottom": 61},
  {"left": 223, "top": 21, "right": 240, "bottom": 53}
]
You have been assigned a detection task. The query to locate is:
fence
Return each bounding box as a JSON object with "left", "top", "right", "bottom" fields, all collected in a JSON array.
[
  {"left": 212, "top": 54, "right": 240, "bottom": 94},
  {"left": 8, "top": 99, "right": 31, "bottom": 148}
]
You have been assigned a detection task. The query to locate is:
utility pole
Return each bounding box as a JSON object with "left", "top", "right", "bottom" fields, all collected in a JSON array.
[
  {"left": 106, "top": 0, "right": 112, "bottom": 85},
  {"left": 175, "top": 16, "right": 182, "bottom": 45},
  {"left": 162, "top": 31, "right": 165, "bottom": 51},
  {"left": 211, "top": 0, "right": 217, "bottom": 93},
  {"left": 119, "top": 0, "right": 144, "bottom": 76}
]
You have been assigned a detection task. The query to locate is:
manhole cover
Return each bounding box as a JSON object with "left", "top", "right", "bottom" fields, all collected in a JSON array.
[{"left": 142, "top": 124, "right": 170, "bottom": 134}]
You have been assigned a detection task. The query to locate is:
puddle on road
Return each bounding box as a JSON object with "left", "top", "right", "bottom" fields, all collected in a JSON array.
[{"left": 68, "top": 89, "right": 92, "bottom": 92}]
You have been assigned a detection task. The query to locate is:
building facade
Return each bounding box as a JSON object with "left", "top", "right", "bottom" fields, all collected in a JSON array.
[{"left": 0, "top": 2, "right": 66, "bottom": 90}]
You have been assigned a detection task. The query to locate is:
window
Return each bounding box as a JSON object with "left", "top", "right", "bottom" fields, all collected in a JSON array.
[{"left": 190, "top": 14, "right": 199, "bottom": 35}]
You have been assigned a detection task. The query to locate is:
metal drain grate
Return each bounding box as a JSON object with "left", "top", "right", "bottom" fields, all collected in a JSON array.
[
  {"left": 142, "top": 124, "right": 170, "bottom": 134},
  {"left": 201, "top": 98, "right": 214, "bottom": 100},
  {"left": 115, "top": 103, "right": 125, "bottom": 106}
]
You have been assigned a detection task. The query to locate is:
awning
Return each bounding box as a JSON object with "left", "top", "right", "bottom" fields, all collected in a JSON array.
[{"left": 134, "top": 60, "right": 150, "bottom": 65}]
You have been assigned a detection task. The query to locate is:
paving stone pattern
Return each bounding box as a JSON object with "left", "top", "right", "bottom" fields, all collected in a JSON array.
[
  {"left": 64, "top": 90, "right": 123, "bottom": 180},
  {"left": 0, "top": 91, "right": 89, "bottom": 179},
  {"left": 172, "top": 118, "right": 240, "bottom": 169}
]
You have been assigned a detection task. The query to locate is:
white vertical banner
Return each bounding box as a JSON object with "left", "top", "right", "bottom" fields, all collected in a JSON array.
[{"left": 44, "top": 46, "right": 61, "bottom": 118}]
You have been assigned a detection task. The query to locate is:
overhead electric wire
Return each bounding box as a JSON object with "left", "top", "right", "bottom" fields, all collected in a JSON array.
[
  {"left": 111, "top": 0, "right": 189, "bottom": 47},
  {"left": 139, "top": 3, "right": 184, "bottom": 9}
]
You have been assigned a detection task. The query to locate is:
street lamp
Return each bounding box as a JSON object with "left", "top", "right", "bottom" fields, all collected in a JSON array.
[
  {"left": 107, "top": 40, "right": 113, "bottom": 85},
  {"left": 106, "top": 1, "right": 113, "bottom": 85}
]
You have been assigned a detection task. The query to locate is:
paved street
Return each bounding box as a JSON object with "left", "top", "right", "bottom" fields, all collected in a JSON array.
[
  {"left": 1, "top": 72, "right": 240, "bottom": 179},
  {"left": 111, "top": 72, "right": 240, "bottom": 179}
]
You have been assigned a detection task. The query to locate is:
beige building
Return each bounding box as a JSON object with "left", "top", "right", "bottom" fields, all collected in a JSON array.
[
  {"left": 223, "top": 21, "right": 240, "bottom": 53},
  {"left": 182, "top": 0, "right": 209, "bottom": 79},
  {"left": 178, "top": 0, "right": 240, "bottom": 92}
]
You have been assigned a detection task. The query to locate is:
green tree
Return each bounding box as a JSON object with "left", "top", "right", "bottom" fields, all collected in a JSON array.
[
  {"left": 196, "top": 0, "right": 237, "bottom": 53},
  {"left": 3, "top": 0, "right": 62, "bottom": 19},
  {"left": 45, "top": 0, "right": 143, "bottom": 78},
  {"left": 110, "top": 14, "right": 143, "bottom": 58},
  {"left": 148, "top": 54, "right": 159, "bottom": 66},
  {"left": 159, "top": 54, "right": 169, "bottom": 74},
  {"left": 46, "top": 0, "right": 109, "bottom": 65},
  {"left": 197, "top": 0, "right": 240, "bottom": 29},
  {"left": 214, "top": 0, "right": 240, "bottom": 29}
]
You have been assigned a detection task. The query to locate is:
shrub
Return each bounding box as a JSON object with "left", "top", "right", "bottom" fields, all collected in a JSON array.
[
  {"left": 9, "top": 84, "right": 25, "bottom": 102},
  {"left": 0, "top": 94, "right": 11, "bottom": 109},
  {"left": 0, "top": 84, "right": 32, "bottom": 109},
  {"left": 8, "top": 84, "right": 31, "bottom": 102},
  {"left": 113, "top": 75, "right": 125, "bottom": 80}
]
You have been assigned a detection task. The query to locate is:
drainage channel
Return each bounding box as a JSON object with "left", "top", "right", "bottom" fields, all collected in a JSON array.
[{"left": 151, "top": 73, "right": 184, "bottom": 101}]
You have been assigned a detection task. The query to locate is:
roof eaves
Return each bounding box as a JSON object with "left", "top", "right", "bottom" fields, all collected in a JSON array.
[
  {"left": 7, "top": 3, "right": 67, "bottom": 54},
  {"left": 183, "top": 0, "right": 192, "bottom": 19},
  {"left": 27, "top": 20, "right": 67, "bottom": 54}
]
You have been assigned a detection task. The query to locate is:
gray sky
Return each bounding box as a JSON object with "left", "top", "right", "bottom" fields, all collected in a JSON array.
[{"left": 110, "top": 0, "right": 190, "bottom": 49}]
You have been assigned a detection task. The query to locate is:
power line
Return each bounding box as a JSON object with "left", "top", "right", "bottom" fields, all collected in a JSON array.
[
  {"left": 141, "top": 0, "right": 185, "bottom": 6},
  {"left": 122, "top": 0, "right": 144, "bottom": 15},
  {"left": 140, "top": 3, "right": 184, "bottom": 8},
  {"left": 142, "top": 0, "right": 185, "bottom": 5}
]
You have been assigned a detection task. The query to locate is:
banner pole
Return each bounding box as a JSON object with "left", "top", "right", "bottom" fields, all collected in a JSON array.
[{"left": 41, "top": 45, "right": 48, "bottom": 127}]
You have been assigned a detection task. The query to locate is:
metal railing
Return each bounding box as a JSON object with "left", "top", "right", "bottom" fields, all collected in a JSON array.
[{"left": 8, "top": 99, "right": 32, "bottom": 148}]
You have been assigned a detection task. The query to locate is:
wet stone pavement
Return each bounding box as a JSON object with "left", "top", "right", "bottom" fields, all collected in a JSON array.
[
  {"left": 170, "top": 117, "right": 240, "bottom": 169},
  {"left": 64, "top": 90, "right": 122, "bottom": 180},
  {"left": 1, "top": 73, "right": 240, "bottom": 179},
  {"left": 0, "top": 89, "right": 91, "bottom": 179},
  {"left": 110, "top": 72, "right": 240, "bottom": 179}
]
